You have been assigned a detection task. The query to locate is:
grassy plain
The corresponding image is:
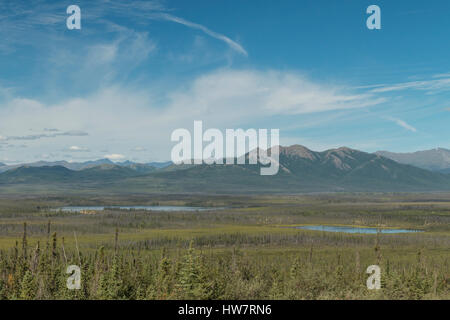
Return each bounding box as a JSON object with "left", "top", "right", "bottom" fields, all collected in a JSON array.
[{"left": 0, "top": 193, "right": 448, "bottom": 299}]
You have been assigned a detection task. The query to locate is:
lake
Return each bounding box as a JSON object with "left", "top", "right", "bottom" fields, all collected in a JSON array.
[
  {"left": 295, "top": 225, "right": 423, "bottom": 234},
  {"left": 57, "top": 206, "right": 224, "bottom": 212}
]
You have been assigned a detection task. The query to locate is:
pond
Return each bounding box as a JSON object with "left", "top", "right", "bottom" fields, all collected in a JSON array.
[
  {"left": 295, "top": 225, "right": 423, "bottom": 234},
  {"left": 57, "top": 206, "right": 224, "bottom": 212}
]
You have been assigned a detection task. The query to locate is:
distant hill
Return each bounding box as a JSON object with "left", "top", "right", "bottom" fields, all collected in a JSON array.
[
  {"left": 147, "top": 161, "right": 172, "bottom": 169},
  {"left": 115, "top": 163, "right": 157, "bottom": 174},
  {"left": 1, "top": 145, "right": 450, "bottom": 194},
  {"left": 0, "top": 159, "right": 158, "bottom": 173},
  {"left": 75, "top": 164, "right": 144, "bottom": 180},
  {"left": 72, "top": 159, "right": 115, "bottom": 170},
  {"left": 0, "top": 159, "right": 110, "bottom": 172},
  {"left": 376, "top": 148, "right": 450, "bottom": 172},
  {"left": 0, "top": 166, "right": 76, "bottom": 184},
  {"left": 439, "top": 168, "right": 450, "bottom": 174},
  {"left": 0, "top": 164, "right": 142, "bottom": 185}
]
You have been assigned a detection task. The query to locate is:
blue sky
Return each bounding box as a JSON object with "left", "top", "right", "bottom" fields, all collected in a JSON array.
[{"left": 0, "top": 0, "right": 449, "bottom": 163}]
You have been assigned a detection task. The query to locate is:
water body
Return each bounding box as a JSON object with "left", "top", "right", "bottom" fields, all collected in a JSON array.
[
  {"left": 57, "top": 206, "right": 223, "bottom": 212},
  {"left": 295, "top": 225, "right": 423, "bottom": 234}
]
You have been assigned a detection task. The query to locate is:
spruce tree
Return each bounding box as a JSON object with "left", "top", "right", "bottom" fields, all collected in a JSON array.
[{"left": 19, "top": 270, "right": 35, "bottom": 300}]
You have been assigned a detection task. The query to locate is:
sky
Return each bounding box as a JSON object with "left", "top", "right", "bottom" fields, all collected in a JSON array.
[{"left": 0, "top": 0, "right": 449, "bottom": 164}]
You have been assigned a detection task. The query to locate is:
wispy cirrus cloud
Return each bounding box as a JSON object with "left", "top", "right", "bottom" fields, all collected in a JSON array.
[
  {"left": 154, "top": 13, "right": 247, "bottom": 56},
  {"left": 370, "top": 76, "right": 450, "bottom": 94},
  {"left": 0, "top": 0, "right": 246, "bottom": 57},
  {"left": 433, "top": 72, "right": 450, "bottom": 79},
  {"left": 93, "top": 1, "right": 247, "bottom": 56},
  {"left": 386, "top": 117, "right": 417, "bottom": 132}
]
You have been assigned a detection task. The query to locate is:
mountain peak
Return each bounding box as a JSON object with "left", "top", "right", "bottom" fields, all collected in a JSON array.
[
  {"left": 280, "top": 145, "right": 317, "bottom": 160},
  {"left": 336, "top": 146, "right": 355, "bottom": 152},
  {"left": 324, "top": 146, "right": 357, "bottom": 154}
]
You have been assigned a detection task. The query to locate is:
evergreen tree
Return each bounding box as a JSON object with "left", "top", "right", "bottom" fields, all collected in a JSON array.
[
  {"left": 19, "top": 270, "right": 35, "bottom": 300},
  {"left": 176, "top": 241, "right": 206, "bottom": 299}
]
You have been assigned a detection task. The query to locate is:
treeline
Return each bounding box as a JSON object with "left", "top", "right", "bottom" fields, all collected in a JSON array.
[{"left": 95, "top": 232, "right": 450, "bottom": 251}]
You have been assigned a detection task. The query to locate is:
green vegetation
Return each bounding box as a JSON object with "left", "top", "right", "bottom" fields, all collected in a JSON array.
[{"left": 0, "top": 193, "right": 448, "bottom": 300}]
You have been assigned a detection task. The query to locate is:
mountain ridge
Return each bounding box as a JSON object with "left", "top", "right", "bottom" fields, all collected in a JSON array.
[
  {"left": 376, "top": 148, "right": 450, "bottom": 172},
  {"left": 1, "top": 145, "right": 449, "bottom": 193},
  {"left": 0, "top": 159, "right": 172, "bottom": 173}
]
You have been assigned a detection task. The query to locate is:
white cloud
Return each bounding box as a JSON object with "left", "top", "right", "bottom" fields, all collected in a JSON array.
[
  {"left": 87, "top": 44, "right": 118, "bottom": 65},
  {"left": 0, "top": 69, "right": 383, "bottom": 162},
  {"left": 69, "top": 146, "right": 89, "bottom": 152},
  {"left": 104, "top": 154, "right": 125, "bottom": 160},
  {"left": 86, "top": 31, "right": 157, "bottom": 68},
  {"left": 386, "top": 117, "right": 417, "bottom": 132},
  {"left": 166, "top": 70, "right": 383, "bottom": 120},
  {"left": 155, "top": 13, "right": 247, "bottom": 56},
  {"left": 371, "top": 77, "right": 450, "bottom": 94},
  {"left": 433, "top": 72, "right": 450, "bottom": 78}
]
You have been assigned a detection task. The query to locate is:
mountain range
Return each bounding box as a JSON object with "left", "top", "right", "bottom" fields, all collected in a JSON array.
[
  {"left": 0, "top": 159, "right": 172, "bottom": 173},
  {"left": 1, "top": 145, "right": 450, "bottom": 194},
  {"left": 376, "top": 148, "right": 450, "bottom": 173}
]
